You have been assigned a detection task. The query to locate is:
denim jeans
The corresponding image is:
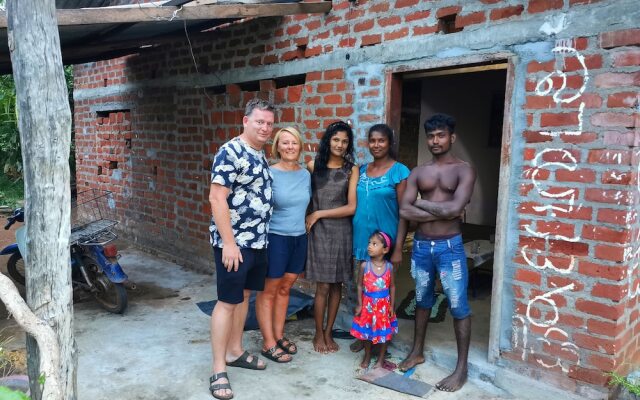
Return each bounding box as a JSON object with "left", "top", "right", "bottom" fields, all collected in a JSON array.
[{"left": 410, "top": 234, "right": 471, "bottom": 319}]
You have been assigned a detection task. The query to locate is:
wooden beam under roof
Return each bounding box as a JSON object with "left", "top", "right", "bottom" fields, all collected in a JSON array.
[{"left": 0, "top": 1, "right": 331, "bottom": 28}]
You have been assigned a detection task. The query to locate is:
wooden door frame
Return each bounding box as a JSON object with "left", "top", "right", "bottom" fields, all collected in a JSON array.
[{"left": 383, "top": 52, "right": 516, "bottom": 363}]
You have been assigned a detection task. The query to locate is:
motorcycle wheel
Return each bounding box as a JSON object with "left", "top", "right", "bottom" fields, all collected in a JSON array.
[
  {"left": 82, "top": 256, "right": 128, "bottom": 314},
  {"left": 7, "top": 252, "right": 26, "bottom": 286}
]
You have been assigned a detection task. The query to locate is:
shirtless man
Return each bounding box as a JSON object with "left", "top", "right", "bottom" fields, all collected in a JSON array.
[{"left": 398, "top": 114, "right": 476, "bottom": 392}]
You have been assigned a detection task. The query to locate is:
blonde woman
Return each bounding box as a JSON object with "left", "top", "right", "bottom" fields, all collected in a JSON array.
[{"left": 256, "top": 127, "right": 311, "bottom": 363}]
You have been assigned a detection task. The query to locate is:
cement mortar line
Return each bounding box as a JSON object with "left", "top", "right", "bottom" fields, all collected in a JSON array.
[{"left": 74, "top": 0, "right": 640, "bottom": 102}]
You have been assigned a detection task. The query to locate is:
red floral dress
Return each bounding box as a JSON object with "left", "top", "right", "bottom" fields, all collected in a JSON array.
[{"left": 350, "top": 261, "right": 398, "bottom": 344}]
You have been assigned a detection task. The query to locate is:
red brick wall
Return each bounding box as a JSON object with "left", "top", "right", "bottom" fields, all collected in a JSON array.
[{"left": 73, "top": 0, "right": 638, "bottom": 394}]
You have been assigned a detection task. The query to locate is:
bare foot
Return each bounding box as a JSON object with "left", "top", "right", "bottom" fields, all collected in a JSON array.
[
  {"left": 324, "top": 332, "right": 339, "bottom": 352},
  {"left": 398, "top": 352, "right": 425, "bottom": 372},
  {"left": 360, "top": 353, "right": 371, "bottom": 369},
  {"left": 373, "top": 359, "right": 385, "bottom": 369},
  {"left": 436, "top": 368, "right": 468, "bottom": 392},
  {"left": 313, "top": 333, "right": 328, "bottom": 353}
]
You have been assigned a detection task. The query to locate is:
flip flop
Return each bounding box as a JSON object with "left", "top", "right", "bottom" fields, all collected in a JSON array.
[
  {"left": 276, "top": 337, "right": 297, "bottom": 355},
  {"left": 209, "top": 372, "right": 233, "bottom": 400},
  {"left": 261, "top": 345, "right": 292, "bottom": 363},
  {"left": 331, "top": 329, "right": 354, "bottom": 339},
  {"left": 226, "top": 351, "right": 267, "bottom": 370}
]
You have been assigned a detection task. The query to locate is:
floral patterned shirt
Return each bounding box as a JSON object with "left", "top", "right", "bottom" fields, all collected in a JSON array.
[{"left": 209, "top": 137, "right": 273, "bottom": 249}]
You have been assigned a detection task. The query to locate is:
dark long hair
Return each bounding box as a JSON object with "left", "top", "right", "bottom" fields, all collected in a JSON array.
[
  {"left": 368, "top": 123, "right": 397, "bottom": 160},
  {"left": 314, "top": 121, "right": 355, "bottom": 172}
]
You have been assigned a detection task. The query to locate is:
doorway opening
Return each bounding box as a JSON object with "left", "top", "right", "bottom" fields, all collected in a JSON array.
[{"left": 388, "top": 60, "right": 511, "bottom": 362}]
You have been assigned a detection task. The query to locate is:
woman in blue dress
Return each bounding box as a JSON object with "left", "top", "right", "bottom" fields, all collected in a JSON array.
[{"left": 350, "top": 124, "right": 410, "bottom": 352}]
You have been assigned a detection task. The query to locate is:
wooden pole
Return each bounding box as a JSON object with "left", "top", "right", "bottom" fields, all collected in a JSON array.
[{"left": 6, "top": 0, "right": 76, "bottom": 399}]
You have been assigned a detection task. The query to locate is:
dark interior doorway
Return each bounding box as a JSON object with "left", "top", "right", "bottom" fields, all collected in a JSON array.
[{"left": 391, "top": 62, "right": 508, "bottom": 357}]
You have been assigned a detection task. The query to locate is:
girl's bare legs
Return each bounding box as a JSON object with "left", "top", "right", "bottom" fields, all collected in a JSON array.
[
  {"left": 360, "top": 340, "right": 372, "bottom": 368},
  {"left": 313, "top": 282, "right": 330, "bottom": 353},
  {"left": 324, "top": 282, "right": 342, "bottom": 352},
  {"left": 374, "top": 342, "right": 388, "bottom": 369}
]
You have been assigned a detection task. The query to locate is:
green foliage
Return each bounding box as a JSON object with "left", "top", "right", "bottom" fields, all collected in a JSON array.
[
  {"left": 0, "top": 174, "right": 23, "bottom": 207},
  {"left": 0, "top": 386, "right": 30, "bottom": 400},
  {"left": 0, "top": 65, "right": 75, "bottom": 180},
  {"left": 0, "top": 74, "right": 20, "bottom": 177},
  {"left": 608, "top": 371, "right": 640, "bottom": 396}
]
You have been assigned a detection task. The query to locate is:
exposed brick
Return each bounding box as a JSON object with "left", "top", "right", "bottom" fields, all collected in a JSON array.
[
  {"left": 587, "top": 318, "right": 625, "bottom": 337},
  {"left": 405, "top": 10, "right": 430, "bottom": 22},
  {"left": 354, "top": 19, "right": 375, "bottom": 33},
  {"left": 607, "top": 92, "right": 639, "bottom": 108},
  {"left": 524, "top": 95, "right": 555, "bottom": 109},
  {"left": 594, "top": 72, "right": 640, "bottom": 88},
  {"left": 602, "top": 170, "right": 632, "bottom": 185},
  {"left": 540, "top": 148, "right": 580, "bottom": 163},
  {"left": 583, "top": 225, "right": 630, "bottom": 244},
  {"left": 384, "top": 28, "right": 410, "bottom": 41},
  {"left": 553, "top": 205, "right": 592, "bottom": 221},
  {"left": 514, "top": 268, "right": 541, "bottom": 285},
  {"left": 361, "top": 34, "right": 382, "bottom": 47},
  {"left": 323, "top": 69, "right": 344, "bottom": 80},
  {"left": 588, "top": 149, "right": 631, "bottom": 165},
  {"left": 576, "top": 299, "right": 625, "bottom": 321},
  {"left": 395, "top": 0, "right": 420, "bottom": 8},
  {"left": 560, "top": 93, "right": 602, "bottom": 109},
  {"left": 600, "top": 28, "right": 640, "bottom": 49},
  {"left": 455, "top": 11, "right": 486, "bottom": 28},
  {"left": 490, "top": 5, "right": 524, "bottom": 21},
  {"left": 523, "top": 130, "right": 552, "bottom": 143},
  {"left": 597, "top": 209, "right": 634, "bottom": 226},
  {"left": 527, "top": 60, "right": 555, "bottom": 73},
  {"left": 555, "top": 169, "right": 595, "bottom": 183},
  {"left": 563, "top": 54, "right": 603, "bottom": 71},
  {"left": 595, "top": 245, "right": 627, "bottom": 262},
  {"left": 612, "top": 49, "right": 640, "bottom": 67},
  {"left": 569, "top": 366, "right": 610, "bottom": 386},
  {"left": 586, "top": 189, "right": 632, "bottom": 205},
  {"left": 570, "top": 0, "right": 603, "bottom": 4},
  {"left": 591, "top": 113, "right": 635, "bottom": 128},
  {"left": 537, "top": 221, "right": 575, "bottom": 238},
  {"left": 528, "top": 0, "right": 563, "bottom": 13},
  {"left": 579, "top": 261, "right": 627, "bottom": 281},
  {"left": 592, "top": 283, "right": 628, "bottom": 302},
  {"left": 574, "top": 332, "right": 616, "bottom": 354},
  {"left": 378, "top": 16, "right": 402, "bottom": 27},
  {"left": 560, "top": 132, "right": 597, "bottom": 144},
  {"left": 518, "top": 201, "right": 547, "bottom": 216},
  {"left": 549, "top": 240, "right": 588, "bottom": 256},
  {"left": 436, "top": 6, "right": 461, "bottom": 19},
  {"left": 540, "top": 112, "right": 580, "bottom": 127}
]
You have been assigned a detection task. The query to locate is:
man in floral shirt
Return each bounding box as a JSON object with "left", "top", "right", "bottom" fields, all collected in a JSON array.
[{"left": 208, "top": 98, "right": 275, "bottom": 400}]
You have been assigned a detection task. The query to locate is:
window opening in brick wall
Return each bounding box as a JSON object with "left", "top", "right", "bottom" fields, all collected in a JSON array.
[
  {"left": 274, "top": 74, "right": 306, "bottom": 89},
  {"left": 237, "top": 80, "right": 261, "bottom": 92},
  {"left": 204, "top": 85, "right": 226, "bottom": 95},
  {"left": 96, "top": 109, "right": 130, "bottom": 119},
  {"left": 97, "top": 166, "right": 103, "bottom": 175},
  {"left": 438, "top": 14, "right": 461, "bottom": 34},
  {"left": 109, "top": 161, "right": 118, "bottom": 170}
]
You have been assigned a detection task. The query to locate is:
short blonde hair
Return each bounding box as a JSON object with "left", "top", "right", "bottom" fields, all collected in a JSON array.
[{"left": 272, "top": 127, "right": 303, "bottom": 159}]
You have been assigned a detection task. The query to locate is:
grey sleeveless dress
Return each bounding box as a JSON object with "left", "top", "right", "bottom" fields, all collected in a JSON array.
[{"left": 306, "top": 166, "right": 353, "bottom": 283}]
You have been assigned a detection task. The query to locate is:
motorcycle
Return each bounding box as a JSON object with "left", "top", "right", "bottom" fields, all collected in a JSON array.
[{"left": 1, "top": 189, "right": 132, "bottom": 314}]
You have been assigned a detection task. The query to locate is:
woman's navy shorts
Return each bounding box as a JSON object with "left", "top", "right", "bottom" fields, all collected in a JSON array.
[{"left": 267, "top": 233, "right": 308, "bottom": 278}]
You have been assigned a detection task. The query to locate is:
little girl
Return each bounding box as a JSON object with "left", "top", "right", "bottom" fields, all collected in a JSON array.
[{"left": 350, "top": 230, "right": 398, "bottom": 369}]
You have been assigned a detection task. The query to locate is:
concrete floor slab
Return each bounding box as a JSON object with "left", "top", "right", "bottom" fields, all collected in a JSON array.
[{"left": 1, "top": 248, "right": 516, "bottom": 399}]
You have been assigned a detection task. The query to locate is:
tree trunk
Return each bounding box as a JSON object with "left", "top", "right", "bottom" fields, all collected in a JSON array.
[{"left": 6, "top": 1, "right": 76, "bottom": 399}]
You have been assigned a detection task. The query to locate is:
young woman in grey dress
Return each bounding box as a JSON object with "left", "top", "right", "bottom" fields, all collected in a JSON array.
[{"left": 305, "top": 121, "right": 359, "bottom": 353}]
